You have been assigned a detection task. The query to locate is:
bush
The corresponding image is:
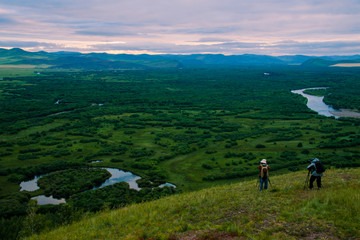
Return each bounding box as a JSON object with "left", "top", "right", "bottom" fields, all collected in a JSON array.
[
  {"left": 131, "top": 162, "right": 153, "bottom": 170},
  {"left": 110, "top": 158, "right": 124, "bottom": 163},
  {"left": 129, "top": 148, "right": 154, "bottom": 158},
  {"left": 201, "top": 163, "right": 213, "bottom": 169},
  {"left": 0, "top": 192, "right": 30, "bottom": 217},
  {"left": 256, "top": 144, "right": 266, "bottom": 148},
  {"left": 37, "top": 168, "right": 111, "bottom": 199},
  {"left": 301, "top": 149, "right": 310, "bottom": 155}
]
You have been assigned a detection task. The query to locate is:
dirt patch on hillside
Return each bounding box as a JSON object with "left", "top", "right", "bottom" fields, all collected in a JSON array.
[
  {"left": 301, "top": 232, "right": 339, "bottom": 239},
  {"left": 339, "top": 172, "right": 353, "bottom": 181},
  {"left": 172, "top": 230, "right": 239, "bottom": 240}
]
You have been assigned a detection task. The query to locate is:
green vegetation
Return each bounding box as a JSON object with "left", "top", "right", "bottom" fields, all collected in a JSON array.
[
  {"left": 37, "top": 168, "right": 111, "bottom": 198},
  {"left": 303, "top": 88, "right": 328, "bottom": 97},
  {"left": 70, "top": 183, "right": 176, "bottom": 212},
  {"left": 26, "top": 168, "right": 360, "bottom": 240},
  {"left": 0, "top": 64, "right": 360, "bottom": 239}
]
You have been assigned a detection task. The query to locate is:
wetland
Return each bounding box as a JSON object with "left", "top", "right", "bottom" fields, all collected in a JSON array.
[{"left": 1, "top": 66, "right": 360, "bottom": 237}]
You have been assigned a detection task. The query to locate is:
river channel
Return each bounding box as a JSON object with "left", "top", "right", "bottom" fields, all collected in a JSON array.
[
  {"left": 291, "top": 87, "right": 360, "bottom": 118},
  {"left": 20, "top": 168, "right": 175, "bottom": 205},
  {"left": 291, "top": 87, "right": 340, "bottom": 118}
]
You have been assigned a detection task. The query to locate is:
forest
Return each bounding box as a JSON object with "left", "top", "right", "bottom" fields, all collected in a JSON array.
[{"left": 0, "top": 65, "right": 360, "bottom": 239}]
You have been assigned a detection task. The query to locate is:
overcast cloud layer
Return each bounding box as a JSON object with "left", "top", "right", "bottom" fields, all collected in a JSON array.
[{"left": 1, "top": 0, "right": 360, "bottom": 55}]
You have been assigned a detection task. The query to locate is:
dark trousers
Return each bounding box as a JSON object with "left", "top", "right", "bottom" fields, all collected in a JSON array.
[
  {"left": 260, "top": 177, "right": 268, "bottom": 191},
  {"left": 309, "top": 175, "right": 321, "bottom": 189}
]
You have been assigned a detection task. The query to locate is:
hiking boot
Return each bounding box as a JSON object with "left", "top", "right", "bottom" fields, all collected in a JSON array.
[{"left": 308, "top": 188, "right": 313, "bottom": 190}]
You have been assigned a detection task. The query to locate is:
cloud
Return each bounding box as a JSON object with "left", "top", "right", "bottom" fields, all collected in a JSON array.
[
  {"left": 194, "top": 37, "right": 234, "bottom": 43},
  {"left": 0, "top": 16, "right": 16, "bottom": 24},
  {"left": 75, "top": 30, "right": 139, "bottom": 37},
  {"left": 0, "top": 40, "right": 59, "bottom": 50},
  {"left": 0, "top": 0, "right": 360, "bottom": 55}
]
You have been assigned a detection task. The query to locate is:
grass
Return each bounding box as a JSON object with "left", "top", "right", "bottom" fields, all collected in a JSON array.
[{"left": 27, "top": 167, "right": 360, "bottom": 240}]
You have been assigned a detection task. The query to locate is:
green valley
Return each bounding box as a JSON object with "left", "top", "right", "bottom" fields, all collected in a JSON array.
[{"left": 0, "top": 60, "right": 360, "bottom": 239}]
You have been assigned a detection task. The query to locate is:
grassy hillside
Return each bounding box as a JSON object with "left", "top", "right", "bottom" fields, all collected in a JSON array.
[{"left": 27, "top": 168, "right": 360, "bottom": 240}]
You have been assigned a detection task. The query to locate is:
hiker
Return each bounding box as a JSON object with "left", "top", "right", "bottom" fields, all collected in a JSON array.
[
  {"left": 259, "top": 159, "right": 270, "bottom": 191},
  {"left": 307, "top": 158, "right": 324, "bottom": 190}
]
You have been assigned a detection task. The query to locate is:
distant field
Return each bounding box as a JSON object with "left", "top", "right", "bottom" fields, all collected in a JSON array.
[
  {"left": 0, "top": 67, "right": 41, "bottom": 77},
  {"left": 0, "top": 64, "right": 51, "bottom": 69},
  {"left": 331, "top": 63, "right": 360, "bottom": 67},
  {"left": 0, "top": 66, "right": 61, "bottom": 77}
]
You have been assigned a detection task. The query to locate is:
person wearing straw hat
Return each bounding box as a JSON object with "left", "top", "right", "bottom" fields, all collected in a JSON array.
[{"left": 259, "top": 159, "right": 270, "bottom": 191}]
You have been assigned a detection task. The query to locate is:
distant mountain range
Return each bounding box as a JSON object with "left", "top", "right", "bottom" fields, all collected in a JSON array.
[{"left": 1, "top": 48, "right": 360, "bottom": 69}]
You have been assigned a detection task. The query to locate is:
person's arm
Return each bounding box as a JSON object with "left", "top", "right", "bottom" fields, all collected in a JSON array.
[
  {"left": 307, "top": 163, "right": 314, "bottom": 171},
  {"left": 259, "top": 165, "right": 261, "bottom": 176}
]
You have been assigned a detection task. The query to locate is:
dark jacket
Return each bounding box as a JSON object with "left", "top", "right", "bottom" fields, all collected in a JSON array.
[{"left": 307, "top": 158, "right": 322, "bottom": 177}]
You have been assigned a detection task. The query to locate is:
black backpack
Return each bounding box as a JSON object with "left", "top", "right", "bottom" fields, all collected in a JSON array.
[{"left": 315, "top": 161, "right": 325, "bottom": 173}]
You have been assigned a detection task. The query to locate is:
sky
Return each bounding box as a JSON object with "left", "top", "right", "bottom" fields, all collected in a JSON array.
[{"left": 1, "top": 0, "right": 360, "bottom": 55}]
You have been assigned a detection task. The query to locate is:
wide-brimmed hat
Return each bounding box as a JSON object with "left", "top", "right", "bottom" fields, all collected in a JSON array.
[{"left": 260, "top": 159, "right": 267, "bottom": 164}]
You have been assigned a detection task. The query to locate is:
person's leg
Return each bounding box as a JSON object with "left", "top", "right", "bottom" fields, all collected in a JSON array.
[
  {"left": 260, "top": 177, "right": 264, "bottom": 191},
  {"left": 317, "top": 176, "right": 322, "bottom": 189},
  {"left": 264, "top": 177, "right": 268, "bottom": 190},
  {"left": 309, "top": 175, "right": 315, "bottom": 189}
]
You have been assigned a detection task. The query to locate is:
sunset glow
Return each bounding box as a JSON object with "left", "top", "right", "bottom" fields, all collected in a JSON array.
[{"left": 1, "top": 0, "right": 360, "bottom": 55}]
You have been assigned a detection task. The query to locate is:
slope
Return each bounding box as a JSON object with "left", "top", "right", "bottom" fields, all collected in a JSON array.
[
  {"left": 302, "top": 58, "right": 360, "bottom": 67},
  {"left": 27, "top": 168, "right": 360, "bottom": 240}
]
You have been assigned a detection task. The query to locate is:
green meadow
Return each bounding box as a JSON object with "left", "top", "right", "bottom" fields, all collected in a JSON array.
[
  {"left": 0, "top": 66, "right": 360, "bottom": 239},
  {"left": 26, "top": 168, "right": 360, "bottom": 240}
]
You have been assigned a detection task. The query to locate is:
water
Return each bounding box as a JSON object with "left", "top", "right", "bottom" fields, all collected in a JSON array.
[
  {"left": 291, "top": 88, "right": 339, "bottom": 118},
  {"left": 20, "top": 167, "right": 176, "bottom": 205},
  {"left": 20, "top": 175, "right": 42, "bottom": 191},
  {"left": 31, "top": 195, "right": 66, "bottom": 205},
  {"left": 90, "top": 160, "right": 103, "bottom": 163},
  {"left": 159, "top": 183, "right": 176, "bottom": 188},
  {"left": 92, "top": 168, "right": 142, "bottom": 190}
]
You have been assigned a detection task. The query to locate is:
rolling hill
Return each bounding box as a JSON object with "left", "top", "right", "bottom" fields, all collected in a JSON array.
[
  {"left": 2, "top": 48, "right": 360, "bottom": 69},
  {"left": 27, "top": 168, "right": 360, "bottom": 240}
]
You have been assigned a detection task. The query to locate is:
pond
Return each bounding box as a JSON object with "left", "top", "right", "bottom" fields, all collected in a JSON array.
[
  {"left": 20, "top": 175, "right": 43, "bottom": 191},
  {"left": 20, "top": 167, "right": 176, "bottom": 205},
  {"left": 291, "top": 88, "right": 340, "bottom": 118},
  {"left": 31, "top": 195, "right": 66, "bottom": 205},
  {"left": 92, "top": 168, "right": 141, "bottom": 191}
]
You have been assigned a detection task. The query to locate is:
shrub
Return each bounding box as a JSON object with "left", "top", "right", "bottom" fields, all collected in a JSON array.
[
  {"left": 202, "top": 163, "right": 213, "bottom": 169},
  {"left": 110, "top": 158, "right": 124, "bottom": 163}
]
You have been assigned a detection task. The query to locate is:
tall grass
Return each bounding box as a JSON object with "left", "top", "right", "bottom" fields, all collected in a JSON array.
[{"left": 27, "top": 168, "right": 360, "bottom": 239}]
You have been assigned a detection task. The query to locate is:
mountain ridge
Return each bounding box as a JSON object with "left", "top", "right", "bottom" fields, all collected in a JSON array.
[{"left": 1, "top": 48, "right": 360, "bottom": 69}]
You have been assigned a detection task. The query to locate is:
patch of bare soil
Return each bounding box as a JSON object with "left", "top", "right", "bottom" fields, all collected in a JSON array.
[
  {"left": 300, "top": 232, "right": 340, "bottom": 240},
  {"left": 339, "top": 173, "right": 353, "bottom": 181},
  {"left": 172, "top": 230, "right": 240, "bottom": 240}
]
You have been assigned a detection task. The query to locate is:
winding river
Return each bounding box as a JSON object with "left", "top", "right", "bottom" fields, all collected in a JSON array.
[
  {"left": 20, "top": 168, "right": 175, "bottom": 205},
  {"left": 291, "top": 88, "right": 360, "bottom": 119},
  {"left": 291, "top": 87, "right": 340, "bottom": 118}
]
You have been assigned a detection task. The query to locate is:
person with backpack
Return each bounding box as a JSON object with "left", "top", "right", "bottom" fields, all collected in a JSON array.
[
  {"left": 307, "top": 158, "right": 325, "bottom": 190},
  {"left": 259, "top": 159, "right": 270, "bottom": 191}
]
